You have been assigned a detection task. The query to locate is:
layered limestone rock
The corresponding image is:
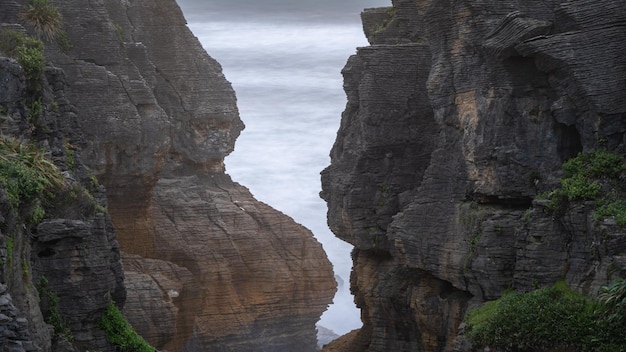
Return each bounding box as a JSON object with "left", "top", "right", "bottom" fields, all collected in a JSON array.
[
  {"left": 0, "top": 54, "right": 124, "bottom": 352},
  {"left": 321, "top": 0, "right": 626, "bottom": 351},
  {"left": 3, "top": 0, "right": 335, "bottom": 351}
]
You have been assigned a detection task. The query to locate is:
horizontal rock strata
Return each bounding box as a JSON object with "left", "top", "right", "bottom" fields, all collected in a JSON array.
[
  {"left": 1, "top": 0, "right": 336, "bottom": 351},
  {"left": 322, "top": 0, "right": 626, "bottom": 351}
]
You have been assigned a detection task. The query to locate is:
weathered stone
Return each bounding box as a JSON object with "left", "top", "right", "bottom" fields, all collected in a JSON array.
[
  {"left": 147, "top": 174, "right": 336, "bottom": 351},
  {"left": 322, "top": 0, "right": 626, "bottom": 351},
  {"left": 1, "top": 11, "right": 124, "bottom": 352},
  {"left": 33, "top": 215, "right": 123, "bottom": 350},
  {"left": 482, "top": 11, "right": 552, "bottom": 60},
  {"left": 122, "top": 253, "right": 193, "bottom": 348},
  {"left": 2, "top": 0, "right": 336, "bottom": 351}
]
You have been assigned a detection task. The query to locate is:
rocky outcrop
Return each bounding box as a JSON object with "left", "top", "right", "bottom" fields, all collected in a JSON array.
[
  {"left": 2, "top": 0, "right": 336, "bottom": 351},
  {"left": 321, "top": 0, "right": 626, "bottom": 351},
  {"left": 0, "top": 283, "right": 38, "bottom": 352},
  {"left": 0, "top": 53, "right": 124, "bottom": 351}
]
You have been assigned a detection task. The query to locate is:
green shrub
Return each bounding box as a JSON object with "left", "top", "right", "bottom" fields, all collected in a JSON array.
[
  {"left": 0, "top": 30, "right": 45, "bottom": 87},
  {"left": 597, "top": 277, "right": 626, "bottom": 325},
  {"left": 28, "top": 98, "right": 43, "bottom": 123},
  {"left": 0, "top": 30, "right": 44, "bottom": 83},
  {"left": 55, "top": 30, "right": 71, "bottom": 53},
  {"left": 0, "top": 29, "right": 26, "bottom": 57},
  {"left": 17, "top": 41, "right": 45, "bottom": 84},
  {"left": 20, "top": 0, "right": 64, "bottom": 42},
  {"left": 560, "top": 173, "right": 601, "bottom": 200},
  {"left": 466, "top": 282, "right": 595, "bottom": 350},
  {"left": 465, "top": 281, "right": 626, "bottom": 351},
  {"left": 0, "top": 136, "right": 65, "bottom": 222},
  {"left": 562, "top": 150, "right": 626, "bottom": 179},
  {"left": 595, "top": 200, "right": 626, "bottom": 226},
  {"left": 541, "top": 150, "right": 626, "bottom": 223},
  {"left": 98, "top": 301, "right": 155, "bottom": 352}
]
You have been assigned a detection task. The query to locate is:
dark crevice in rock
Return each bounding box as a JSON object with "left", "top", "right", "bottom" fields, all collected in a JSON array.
[
  {"left": 555, "top": 122, "right": 583, "bottom": 162},
  {"left": 37, "top": 247, "right": 56, "bottom": 258},
  {"left": 471, "top": 194, "right": 533, "bottom": 209}
]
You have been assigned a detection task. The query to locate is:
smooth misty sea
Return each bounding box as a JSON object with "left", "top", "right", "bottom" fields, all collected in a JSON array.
[{"left": 177, "top": 0, "right": 391, "bottom": 335}]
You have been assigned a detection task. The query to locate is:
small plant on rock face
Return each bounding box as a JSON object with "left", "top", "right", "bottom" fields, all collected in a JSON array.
[
  {"left": 0, "top": 30, "right": 45, "bottom": 87},
  {"left": 20, "top": 0, "right": 64, "bottom": 42},
  {"left": 372, "top": 6, "right": 395, "bottom": 35},
  {"left": 597, "top": 274, "right": 626, "bottom": 325},
  {"left": 28, "top": 98, "right": 43, "bottom": 123},
  {"left": 0, "top": 33, "right": 46, "bottom": 93},
  {"left": 540, "top": 150, "right": 626, "bottom": 224},
  {"left": 0, "top": 136, "right": 65, "bottom": 223},
  {"left": 37, "top": 276, "right": 73, "bottom": 342},
  {"left": 17, "top": 39, "right": 45, "bottom": 89},
  {"left": 0, "top": 29, "right": 26, "bottom": 57},
  {"left": 98, "top": 300, "right": 156, "bottom": 352},
  {"left": 112, "top": 22, "right": 125, "bottom": 43}
]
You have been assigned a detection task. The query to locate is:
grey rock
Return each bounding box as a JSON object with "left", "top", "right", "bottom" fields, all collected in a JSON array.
[
  {"left": 3, "top": 0, "right": 336, "bottom": 351},
  {"left": 322, "top": 0, "right": 626, "bottom": 350}
]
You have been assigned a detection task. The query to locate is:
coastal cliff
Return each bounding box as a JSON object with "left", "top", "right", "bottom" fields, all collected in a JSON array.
[
  {"left": 321, "top": 0, "right": 626, "bottom": 351},
  {"left": 0, "top": 0, "right": 335, "bottom": 351}
]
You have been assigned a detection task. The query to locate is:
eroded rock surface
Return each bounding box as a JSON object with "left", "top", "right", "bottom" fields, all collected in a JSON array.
[
  {"left": 321, "top": 0, "right": 626, "bottom": 351},
  {"left": 1, "top": 0, "right": 336, "bottom": 351},
  {"left": 0, "top": 51, "right": 125, "bottom": 352}
]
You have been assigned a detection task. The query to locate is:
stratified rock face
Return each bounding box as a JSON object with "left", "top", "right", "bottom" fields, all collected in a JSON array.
[
  {"left": 321, "top": 0, "right": 626, "bottom": 351},
  {"left": 0, "top": 54, "right": 125, "bottom": 352},
  {"left": 148, "top": 175, "right": 336, "bottom": 352},
  {"left": 2, "top": 0, "right": 335, "bottom": 351}
]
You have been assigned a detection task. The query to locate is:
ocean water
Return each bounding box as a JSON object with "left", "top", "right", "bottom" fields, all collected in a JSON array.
[{"left": 177, "top": 0, "right": 390, "bottom": 335}]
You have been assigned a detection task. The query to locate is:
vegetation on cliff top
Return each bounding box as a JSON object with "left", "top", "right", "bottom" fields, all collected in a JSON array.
[{"left": 465, "top": 279, "right": 626, "bottom": 351}]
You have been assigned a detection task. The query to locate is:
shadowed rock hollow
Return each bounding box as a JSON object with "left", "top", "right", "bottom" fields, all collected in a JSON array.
[{"left": 321, "top": 0, "right": 626, "bottom": 351}]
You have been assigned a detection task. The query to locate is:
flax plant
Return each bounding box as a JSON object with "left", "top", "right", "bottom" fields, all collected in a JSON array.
[
  {"left": 19, "top": 0, "right": 64, "bottom": 42},
  {"left": 0, "top": 136, "right": 65, "bottom": 208}
]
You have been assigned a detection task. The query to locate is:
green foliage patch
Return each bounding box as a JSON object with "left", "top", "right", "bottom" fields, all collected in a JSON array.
[
  {"left": 37, "top": 276, "right": 73, "bottom": 342},
  {"left": 0, "top": 136, "right": 64, "bottom": 222},
  {"left": 113, "top": 22, "right": 125, "bottom": 43},
  {"left": 28, "top": 98, "right": 43, "bottom": 123},
  {"left": 20, "top": 0, "right": 64, "bottom": 42},
  {"left": 597, "top": 277, "right": 626, "bottom": 325},
  {"left": 541, "top": 150, "right": 626, "bottom": 225},
  {"left": 0, "top": 30, "right": 45, "bottom": 91},
  {"left": 19, "top": 0, "right": 72, "bottom": 53},
  {"left": 0, "top": 29, "right": 28, "bottom": 57},
  {"left": 465, "top": 280, "right": 626, "bottom": 351},
  {"left": 373, "top": 6, "right": 395, "bottom": 35},
  {"left": 98, "top": 301, "right": 155, "bottom": 352},
  {"left": 17, "top": 41, "right": 45, "bottom": 83}
]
